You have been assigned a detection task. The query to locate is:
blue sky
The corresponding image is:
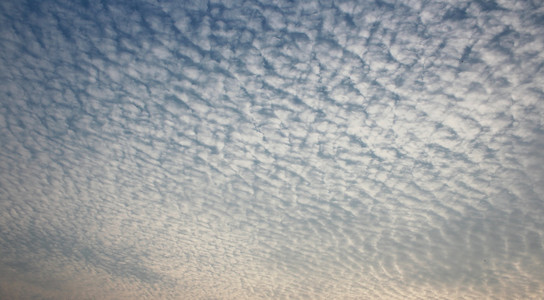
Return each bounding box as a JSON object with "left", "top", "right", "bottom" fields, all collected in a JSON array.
[{"left": 1, "top": 0, "right": 543, "bottom": 299}]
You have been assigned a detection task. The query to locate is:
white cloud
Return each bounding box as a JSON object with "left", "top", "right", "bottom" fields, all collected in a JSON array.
[{"left": 0, "top": 0, "right": 543, "bottom": 299}]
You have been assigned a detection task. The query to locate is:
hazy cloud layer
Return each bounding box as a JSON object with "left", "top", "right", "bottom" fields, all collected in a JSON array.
[{"left": 1, "top": 0, "right": 543, "bottom": 299}]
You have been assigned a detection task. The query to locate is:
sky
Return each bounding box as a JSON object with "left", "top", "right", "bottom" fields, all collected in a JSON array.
[{"left": 0, "top": 0, "right": 543, "bottom": 299}]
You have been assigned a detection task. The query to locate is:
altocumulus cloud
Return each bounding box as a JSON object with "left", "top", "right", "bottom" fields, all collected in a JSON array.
[{"left": 1, "top": 0, "right": 543, "bottom": 299}]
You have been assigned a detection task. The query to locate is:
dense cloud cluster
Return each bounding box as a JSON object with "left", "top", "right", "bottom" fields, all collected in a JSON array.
[{"left": 1, "top": 0, "right": 543, "bottom": 298}]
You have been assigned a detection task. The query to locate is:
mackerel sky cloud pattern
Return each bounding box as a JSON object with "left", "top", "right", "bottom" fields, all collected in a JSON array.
[{"left": 1, "top": 0, "right": 543, "bottom": 299}]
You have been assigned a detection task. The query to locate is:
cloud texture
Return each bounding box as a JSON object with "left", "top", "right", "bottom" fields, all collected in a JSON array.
[{"left": 1, "top": 0, "right": 543, "bottom": 298}]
